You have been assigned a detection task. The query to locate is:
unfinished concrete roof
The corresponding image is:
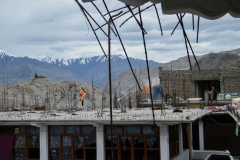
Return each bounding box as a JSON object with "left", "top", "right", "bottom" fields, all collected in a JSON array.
[{"left": 81, "top": 0, "right": 240, "bottom": 19}]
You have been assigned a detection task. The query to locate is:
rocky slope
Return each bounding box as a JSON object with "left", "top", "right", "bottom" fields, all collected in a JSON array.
[{"left": 0, "top": 76, "right": 109, "bottom": 111}]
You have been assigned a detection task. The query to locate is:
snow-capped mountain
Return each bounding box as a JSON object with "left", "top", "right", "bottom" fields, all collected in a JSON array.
[
  {"left": 39, "top": 54, "right": 160, "bottom": 86},
  {"left": 0, "top": 51, "right": 160, "bottom": 86}
]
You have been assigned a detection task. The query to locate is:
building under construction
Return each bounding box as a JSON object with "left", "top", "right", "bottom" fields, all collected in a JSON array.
[{"left": 159, "top": 67, "right": 240, "bottom": 105}]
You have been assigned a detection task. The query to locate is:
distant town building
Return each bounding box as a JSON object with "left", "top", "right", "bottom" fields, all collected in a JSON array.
[{"left": 159, "top": 67, "right": 240, "bottom": 102}]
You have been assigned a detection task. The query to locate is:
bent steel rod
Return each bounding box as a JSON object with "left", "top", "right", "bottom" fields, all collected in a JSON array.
[
  {"left": 120, "top": 4, "right": 154, "bottom": 28},
  {"left": 171, "top": 13, "right": 185, "bottom": 35},
  {"left": 192, "top": 14, "right": 194, "bottom": 30},
  {"left": 91, "top": 1, "right": 117, "bottom": 37},
  {"left": 139, "top": 7, "right": 155, "bottom": 125},
  {"left": 126, "top": 5, "right": 147, "bottom": 34},
  {"left": 75, "top": 0, "right": 107, "bottom": 58},
  {"left": 95, "top": 6, "right": 138, "bottom": 31},
  {"left": 102, "top": 0, "right": 142, "bottom": 92},
  {"left": 177, "top": 14, "right": 201, "bottom": 70},
  {"left": 154, "top": 4, "right": 163, "bottom": 36},
  {"left": 80, "top": 4, "right": 108, "bottom": 37},
  {"left": 108, "top": 11, "right": 122, "bottom": 160},
  {"left": 197, "top": 16, "right": 200, "bottom": 43},
  {"left": 103, "top": 6, "right": 128, "bottom": 16},
  {"left": 177, "top": 14, "right": 192, "bottom": 70}
]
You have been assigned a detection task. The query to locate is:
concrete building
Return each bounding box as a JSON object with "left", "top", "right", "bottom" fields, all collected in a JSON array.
[
  {"left": 159, "top": 68, "right": 240, "bottom": 105},
  {"left": 0, "top": 107, "right": 238, "bottom": 160}
]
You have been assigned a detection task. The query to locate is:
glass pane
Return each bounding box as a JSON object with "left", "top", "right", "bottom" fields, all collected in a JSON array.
[
  {"left": 66, "top": 126, "right": 79, "bottom": 134},
  {"left": 28, "top": 148, "right": 39, "bottom": 159},
  {"left": 105, "top": 149, "right": 118, "bottom": 160},
  {"left": 75, "top": 148, "right": 83, "bottom": 159},
  {"left": 86, "top": 149, "right": 96, "bottom": 160},
  {"left": 124, "top": 126, "right": 140, "bottom": 134},
  {"left": 134, "top": 149, "right": 144, "bottom": 160},
  {"left": 28, "top": 136, "right": 39, "bottom": 147},
  {"left": 147, "top": 136, "right": 159, "bottom": 148},
  {"left": 50, "top": 136, "right": 60, "bottom": 147},
  {"left": 106, "top": 136, "right": 118, "bottom": 148},
  {"left": 86, "top": 136, "right": 96, "bottom": 147},
  {"left": 121, "top": 149, "right": 131, "bottom": 160},
  {"left": 50, "top": 126, "right": 64, "bottom": 134},
  {"left": 19, "top": 126, "right": 25, "bottom": 134},
  {"left": 142, "top": 126, "right": 158, "bottom": 134},
  {"left": 14, "top": 149, "right": 25, "bottom": 160},
  {"left": 82, "top": 126, "right": 96, "bottom": 134},
  {"left": 75, "top": 136, "right": 84, "bottom": 148},
  {"left": 134, "top": 136, "right": 144, "bottom": 148},
  {"left": 62, "top": 148, "right": 72, "bottom": 159},
  {"left": 14, "top": 127, "right": 20, "bottom": 134},
  {"left": 105, "top": 126, "right": 122, "bottom": 134},
  {"left": 120, "top": 136, "right": 131, "bottom": 149},
  {"left": 27, "top": 126, "right": 39, "bottom": 134},
  {"left": 63, "top": 136, "right": 71, "bottom": 147},
  {"left": 147, "top": 150, "right": 160, "bottom": 160},
  {"left": 50, "top": 149, "right": 60, "bottom": 160},
  {"left": 15, "top": 136, "right": 25, "bottom": 147},
  {"left": 0, "top": 127, "right": 11, "bottom": 134}
]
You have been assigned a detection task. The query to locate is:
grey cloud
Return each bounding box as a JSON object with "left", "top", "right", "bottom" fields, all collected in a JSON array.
[{"left": 0, "top": 1, "right": 240, "bottom": 63}]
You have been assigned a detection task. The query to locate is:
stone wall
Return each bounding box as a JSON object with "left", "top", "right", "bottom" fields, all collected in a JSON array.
[{"left": 159, "top": 68, "right": 240, "bottom": 99}]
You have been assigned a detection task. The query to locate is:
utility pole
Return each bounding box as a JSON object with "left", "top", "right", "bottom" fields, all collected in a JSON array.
[
  {"left": 92, "top": 76, "right": 95, "bottom": 110},
  {"left": 107, "top": 11, "right": 122, "bottom": 160}
]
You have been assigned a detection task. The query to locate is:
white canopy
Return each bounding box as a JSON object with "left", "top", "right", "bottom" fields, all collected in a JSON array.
[{"left": 81, "top": 0, "right": 240, "bottom": 20}]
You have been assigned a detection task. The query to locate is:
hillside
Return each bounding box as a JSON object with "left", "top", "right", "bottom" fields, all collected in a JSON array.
[{"left": 0, "top": 77, "right": 109, "bottom": 111}]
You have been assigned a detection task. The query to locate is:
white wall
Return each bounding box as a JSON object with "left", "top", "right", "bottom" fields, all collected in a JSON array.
[
  {"left": 40, "top": 125, "right": 48, "bottom": 160},
  {"left": 158, "top": 123, "right": 169, "bottom": 160},
  {"left": 95, "top": 123, "right": 104, "bottom": 160},
  {"left": 173, "top": 150, "right": 189, "bottom": 160}
]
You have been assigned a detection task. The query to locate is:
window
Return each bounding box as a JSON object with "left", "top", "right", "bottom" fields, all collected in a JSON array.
[
  {"left": 0, "top": 126, "right": 40, "bottom": 160},
  {"left": 49, "top": 125, "right": 96, "bottom": 160},
  {"left": 182, "top": 123, "right": 189, "bottom": 150},
  {"left": 104, "top": 125, "right": 160, "bottom": 160},
  {"left": 169, "top": 124, "right": 179, "bottom": 159}
]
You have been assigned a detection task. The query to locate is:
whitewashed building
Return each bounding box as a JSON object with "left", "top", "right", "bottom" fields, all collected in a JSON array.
[{"left": 0, "top": 107, "right": 236, "bottom": 160}]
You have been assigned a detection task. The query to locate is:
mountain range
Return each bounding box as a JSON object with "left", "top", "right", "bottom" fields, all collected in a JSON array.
[
  {"left": 1, "top": 48, "right": 240, "bottom": 92},
  {"left": 0, "top": 51, "right": 160, "bottom": 87}
]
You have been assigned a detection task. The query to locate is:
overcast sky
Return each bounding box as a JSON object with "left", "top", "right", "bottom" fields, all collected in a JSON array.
[{"left": 0, "top": 0, "right": 240, "bottom": 63}]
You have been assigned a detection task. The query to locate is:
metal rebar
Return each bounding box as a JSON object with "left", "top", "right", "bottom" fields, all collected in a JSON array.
[
  {"left": 177, "top": 14, "right": 192, "bottom": 70},
  {"left": 120, "top": 4, "right": 154, "bottom": 28},
  {"left": 138, "top": 6, "right": 155, "bottom": 125},
  {"left": 91, "top": 1, "right": 117, "bottom": 37},
  {"left": 154, "top": 4, "right": 163, "bottom": 36},
  {"left": 197, "top": 16, "right": 200, "bottom": 43},
  {"left": 75, "top": 0, "right": 107, "bottom": 58},
  {"left": 107, "top": 10, "right": 122, "bottom": 160},
  {"left": 102, "top": 0, "right": 142, "bottom": 92},
  {"left": 171, "top": 13, "right": 185, "bottom": 35},
  {"left": 126, "top": 5, "right": 147, "bottom": 34}
]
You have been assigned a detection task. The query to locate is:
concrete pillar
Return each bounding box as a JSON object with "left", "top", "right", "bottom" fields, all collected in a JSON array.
[
  {"left": 158, "top": 123, "right": 169, "bottom": 160},
  {"left": 179, "top": 123, "right": 183, "bottom": 154},
  {"left": 95, "top": 123, "right": 104, "bottom": 160},
  {"left": 189, "top": 123, "right": 193, "bottom": 160},
  {"left": 40, "top": 125, "right": 48, "bottom": 160},
  {"left": 199, "top": 119, "right": 204, "bottom": 150}
]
